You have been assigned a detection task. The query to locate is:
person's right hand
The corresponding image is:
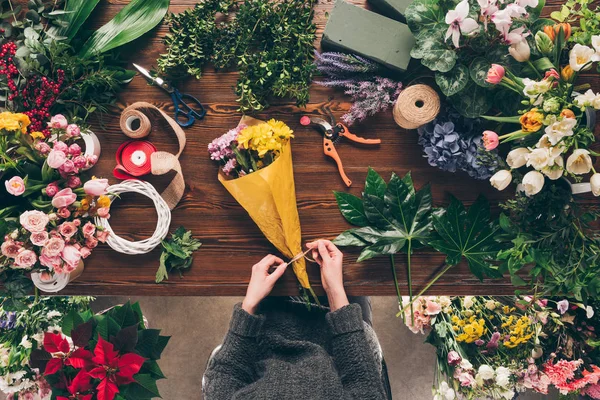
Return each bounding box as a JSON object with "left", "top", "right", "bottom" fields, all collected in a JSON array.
[{"left": 306, "top": 240, "right": 349, "bottom": 311}]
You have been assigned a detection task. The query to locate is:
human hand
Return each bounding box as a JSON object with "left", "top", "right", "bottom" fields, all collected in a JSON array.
[
  {"left": 242, "top": 255, "right": 287, "bottom": 315},
  {"left": 306, "top": 240, "right": 349, "bottom": 311}
]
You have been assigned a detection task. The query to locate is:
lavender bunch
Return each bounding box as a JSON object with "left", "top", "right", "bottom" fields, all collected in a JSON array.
[
  {"left": 315, "top": 51, "right": 402, "bottom": 125},
  {"left": 418, "top": 108, "right": 499, "bottom": 180}
]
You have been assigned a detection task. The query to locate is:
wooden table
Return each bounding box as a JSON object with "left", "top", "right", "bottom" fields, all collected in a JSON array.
[{"left": 58, "top": 0, "right": 589, "bottom": 297}]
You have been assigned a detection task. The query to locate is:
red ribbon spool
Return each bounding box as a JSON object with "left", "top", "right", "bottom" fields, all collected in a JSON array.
[{"left": 113, "top": 140, "right": 157, "bottom": 180}]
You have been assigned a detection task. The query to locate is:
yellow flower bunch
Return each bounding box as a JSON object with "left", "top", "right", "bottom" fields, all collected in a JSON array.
[
  {"left": 30, "top": 131, "right": 45, "bottom": 140},
  {"left": 0, "top": 112, "right": 31, "bottom": 134},
  {"left": 501, "top": 315, "right": 534, "bottom": 349},
  {"left": 97, "top": 195, "right": 111, "bottom": 208},
  {"left": 237, "top": 119, "right": 294, "bottom": 157},
  {"left": 455, "top": 316, "right": 487, "bottom": 343}
]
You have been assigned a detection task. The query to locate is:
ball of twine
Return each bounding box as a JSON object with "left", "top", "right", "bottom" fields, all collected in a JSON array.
[
  {"left": 393, "top": 84, "right": 440, "bottom": 130},
  {"left": 95, "top": 180, "right": 171, "bottom": 255}
]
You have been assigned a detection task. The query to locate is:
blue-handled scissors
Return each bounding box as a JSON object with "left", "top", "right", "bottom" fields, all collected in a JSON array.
[{"left": 133, "top": 63, "right": 206, "bottom": 128}]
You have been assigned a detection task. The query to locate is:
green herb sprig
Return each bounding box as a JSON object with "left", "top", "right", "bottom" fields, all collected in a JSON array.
[{"left": 155, "top": 227, "right": 202, "bottom": 283}]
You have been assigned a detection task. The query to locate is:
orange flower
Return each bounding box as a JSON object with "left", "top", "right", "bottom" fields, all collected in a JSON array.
[
  {"left": 560, "top": 109, "right": 575, "bottom": 119},
  {"left": 520, "top": 108, "right": 544, "bottom": 132},
  {"left": 561, "top": 65, "right": 574, "bottom": 82},
  {"left": 544, "top": 23, "right": 571, "bottom": 41}
]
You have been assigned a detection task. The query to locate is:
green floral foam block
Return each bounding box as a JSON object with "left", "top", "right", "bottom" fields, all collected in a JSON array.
[{"left": 368, "top": 0, "right": 413, "bottom": 22}]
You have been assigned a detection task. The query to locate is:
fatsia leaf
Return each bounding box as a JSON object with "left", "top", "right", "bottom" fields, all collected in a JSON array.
[
  {"left": 364, "top": 168, "right": 386, "bottom": 199},
  {"left": 49, "top": 0, "right": 100, "bottom": 40},
  {"left": 334, "top": 192, "right": 368, "bottom": 226},
  {"left": 79, "top": 0, "right": 170, "bottom": 58},
  {"left": 428, "top": 195, "right": 503, "bottom": 280}
]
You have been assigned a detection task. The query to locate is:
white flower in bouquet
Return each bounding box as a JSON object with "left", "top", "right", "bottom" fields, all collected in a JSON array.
[
  {"left": 506, "top": 148, "right": 530, "bottom": 168},
  {"left": 485, "top": 299, "right": 497, "bottom": 310},
  {"left": 463, "top": 296, "right": 475, "bottom": 309},
  {"left": 566, "top": 149, "right": 593, "bottom": 175},
  {"left": 522, "top": 78, "right": 551, "bottom": 104},
  {"left": 499, "top": 389, "right": 516, "bottom": 400},
  {"left": 438, "top": 296, "right": 451, "bottom": 308},
  {"left": 509, "top": 39, "right": 531, "bottom": 62},
  {"left": 445, "top": 0, "right": 479, "bottom": 47},
  {"left": 543, "top": 117, "right": 576, "bottom": 145},
  {"left": 434, "top": 381, "right": 456, "bottom": 400},
  {"left": 591, "top": 173, "right": 600, "bottom": 196},
  {"left": 490, "top": 170, "right": 512, "bottom": 191},
  {"left": 521, "top": 171, "right": 545, "bottom": 196},
  {"left": 460, "top": 359, "right": 474, "bottom": 370},
  {"left": 495, "top": 366, "right": 512, "bottom": 388},
  {"left": 477, "top": 364, "right": 495, "bottom": 380},
  {"left": 541, "top": 156, "right": 564, "bottom": 180},
  {"left": 592, "top": 35, "right": 600, "bottom": 54},
  {"left": 573, "top": 89, "right": 600, "bottom": 110},
  {"left": 526, "top": 148, "right": 552, "bottom": 170},
  {"left": 19, "top": 335, "right": 32, "bottom": 349},
  {"left": 569, "top": 44, "right": 600, "bottom": 71},
  {"left": 46, "top": 310, "right": 62, "bottom": 319}
]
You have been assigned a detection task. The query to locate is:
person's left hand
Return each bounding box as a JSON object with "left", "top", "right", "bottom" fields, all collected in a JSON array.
[{"left": 242, "top": 255, "right": 287, "bottom": 315}]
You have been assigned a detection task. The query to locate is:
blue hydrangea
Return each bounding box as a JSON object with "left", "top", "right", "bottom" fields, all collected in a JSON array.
[{"left": 418, "top": 108, "right": 499, "bottom": 180}]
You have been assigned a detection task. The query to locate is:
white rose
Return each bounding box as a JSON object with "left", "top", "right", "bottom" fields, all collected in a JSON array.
[
  {"left": 478, "top": 364, "right": 495, "bottom": 380},
  {"left": 591, "top": 173, "right": 600, "bottom": 196},
  {"left": 460, "top": 359, "right": 473, "bottom": 370},
  {"left": 542, "top": 156, "right": 564, "bottom": 180},
  {"left": 495, "top": 366, "right": 511, "bottom": 387},
  {"left": 566, "top": 149, "right": 593, "bottom": 175},
  {"left": 19, "top": 335, "right": 32, "bottom": 349},
  {"left": 521, "top": 171, "right": 545, "bottom": 196},
  {"left": 463, "top": 296, "right": 475, "bottom": 309},
  {"left": 526, "top": 148, "right": 551, "bottom": 170},
  {"left": 490, "top": 170, "right": 512, "bottom": 191},
  {"left": 569, "top": 44, "right": 600, "bottom": 71},
  {"left": 506, "top": 148, "right": 529, "bottom": 168}
]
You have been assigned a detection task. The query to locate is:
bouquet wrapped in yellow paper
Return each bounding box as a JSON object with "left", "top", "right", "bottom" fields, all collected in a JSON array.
[{"left": 208, "top": 116, "right": 317, "bottom": 301}]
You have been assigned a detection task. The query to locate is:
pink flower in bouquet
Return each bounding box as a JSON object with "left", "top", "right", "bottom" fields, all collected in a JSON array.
[
  {"left": 66, "top": 175, "right": 81, "bottom": 188},
  {"left": 85, "top": 236, "right": 98, "bottom": 249},
  {"left": 56, "top": 207, "right": 71, "bottom": 219},
  {"left": 48, "top": 114, "right": 68, "bottom": 129},
  {"left": 65, "top": 124, "right": 80, "bottom": 137},
  {"left": 454, "top": 370, "right": 476, "bottom": 387},
  {"left": 30, "top": 231, "right": 49, "bottom": 246},
  {"left": 83, "top": 178, "right": 109, "bottom": 196},
  {"left": 61, "top": 245, "right": 81, "bottom": 271},
  {"left": 583, "top": 383, "right": 600, "bottom": 399},
  {"left": 5, "top": 176, "right": 25, "bottom": 196},
  {"left": 425, "top": 299, "right": 442, "bottom": 315},
  {"left": 82, "top": 222, "right": 96, "bottom": 238},
  {"left": 20, "top": 210, "right": 49, "bottom": 232},
  {"left": 14, "top": 249, "right": 37, "bottom": 268},
  {"left": 39, "top": 253, "right": 62, "bottom": 270},
  {"left": 68, "top": 143, "right": 81, "bottom": 156},
  {"left": 43, "top": 237, "right": 65, "bottom": 257},
  {"left": 45, "top": 182, "right": 59, "bottom": 197},
  {"left": 544, "top": 360, "right": 600, "bottom": 395},
  {"left": 58, "top": 222, "right": 77, "bottom": 239},
  {"left": 73, "top": 219, "right": 81, "bottom": 227},
  {"left": 403, "top": 309, "right": 430, "bottom": 334},
  {"left": 1, "top": 240, "right": 21, "bottom": 258},
  {"left": 72, "top": 156, "right": 87, "bottom": 169},
  {"left": 557, "top": 299, "right": 569, "bottom": 315},
  {"left": 53, "top": 141, "right": 68, "bottom": 153},
  {"left": 51, "top": 188, "right": 77, "bottom": 208},
  {"left": 47, "top": 150, "right": 67, "bottom": 169},
  {"left": 544, "top": 69, "right": 560, "bottom": 86},
  {"left": 97, "top": 207, "right": 110, "bottom": 219},
  {"left": 96, "top": 229, "right": 110, "bottom": 243},
  {"left": 447, "top": 351, "right": 462, "bottom": 366},
  {"left": 79, "top": 246, "right": 92, "bottom": 259},
  {"left": 87, "top": 154, "right": 98, "bottom": 166},
  {"left": 35, "top": 142, "right": 51, "bottom": 154},
  {"left": 222, "top": 158, "right": 237, "bottom": 176},
  {"left": 482, "top": 130, "right": 499, "bottom": 150},
  {"left": 486, "top": 64, "right": 505, "bottom": 84},
  {"left": 59, "top": 159, "right": 76, "bottom": 174}
]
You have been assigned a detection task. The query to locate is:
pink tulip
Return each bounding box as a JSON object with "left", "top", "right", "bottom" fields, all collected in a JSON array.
[
  {"left": 46, "top": 150, "right": 67, "bottom": 169},
  {"left": 68, "top": 143, "right": 81, "bottom": 156},
  {"left": 482, "top": 130, "right": 500, "bottom": 150},
  {"left": 51, "top": 188, "right": 77, "bottom": 209},
  {"left": 66, "top": 124, "right": 81, "bottom": 137},
  {"left": 5, "top": 176, "right": 25, "bottom": 196},
  {"left": 52, "top": 141, "right": 68, "bottom": 153},
  {"left": 48, "top": 114, "right": 68, "bottom": 129},
  {"left": 35, "top": 142, "right": 51, "bottom": 154},
  {"left": 485, "top": 64, "right": 505, "bottom": 85},
  {"left": 45, "top": 182, "right": 59, "bottom": 197},
  {"left": 66, "top": 175, "right": 81, "bottom": 188},
  {"left": 83, "top": 178, "right": 109, "bottom": 196},
  {"left": 73, "top": 155, "right": 87, "bottom": 169},
  {"left": 59, "top": 159, "right": 76, "bottom": 174}
]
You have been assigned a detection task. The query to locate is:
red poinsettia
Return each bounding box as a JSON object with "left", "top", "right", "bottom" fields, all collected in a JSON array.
[
  {"left": 57, "top": 370, "right": 94, "bottom": 400},
  {"left": 85, "top": 335, "right": 146, "bottom": 400},
  {"left": 44, "top": 332, "right": 93, "bottom": 375}
]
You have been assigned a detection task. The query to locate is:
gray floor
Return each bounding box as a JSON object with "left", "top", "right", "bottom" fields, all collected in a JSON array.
[{"left": 92, "top": 297, "right": 555, "bottom": 400}]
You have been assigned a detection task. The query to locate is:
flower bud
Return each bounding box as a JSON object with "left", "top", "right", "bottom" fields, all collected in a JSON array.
[
  {"left": 509, "top": 40, "right": 531, "bottom": 62},
  {"left": 591, "top": 173, "right": 600, "bottom": 196},
  {"left": 535, "top": 31, "right": 554, "bottom": 55},
  {"left": 485, "top": 64, "right": 505, "bottom": 85},
  {"left": 561, "top": 65, "right": 574, "bottom": 82}
]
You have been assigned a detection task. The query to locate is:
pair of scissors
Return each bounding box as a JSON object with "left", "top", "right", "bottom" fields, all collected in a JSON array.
[{"left": 133, "top": 63, "right": 206, "bottom": 128}]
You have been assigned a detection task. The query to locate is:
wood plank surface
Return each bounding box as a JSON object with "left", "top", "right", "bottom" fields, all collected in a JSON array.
[{"left": 54, "top": 0, "right": 598, "bottom": 297}]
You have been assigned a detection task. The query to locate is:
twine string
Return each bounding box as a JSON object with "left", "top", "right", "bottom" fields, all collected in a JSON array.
[{"left": 393, "top": 84, "right": 440, "bottom": 130}]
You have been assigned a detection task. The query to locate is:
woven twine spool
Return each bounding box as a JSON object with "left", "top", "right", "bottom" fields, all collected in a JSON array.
[{"left": 393, "top": 84, "right": 440, "bottom": 130}]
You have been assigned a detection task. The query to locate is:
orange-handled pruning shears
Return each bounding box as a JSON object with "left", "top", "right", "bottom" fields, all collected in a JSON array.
[{"left": 300, "top": 112, "right": 381, "bottom": 187}]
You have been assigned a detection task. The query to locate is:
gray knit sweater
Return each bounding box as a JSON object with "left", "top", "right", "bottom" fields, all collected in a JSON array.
[{"left": 203, "top": 301, "right": 387, "bottom": 399}]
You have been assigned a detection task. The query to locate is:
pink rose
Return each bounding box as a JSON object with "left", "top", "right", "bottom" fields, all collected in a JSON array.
[
  {"left": 35, "top": 142, "right": 51, "bottom": 154},
  {"left": 48, "top": 114, "right": 68, "bottom": 129},
  {"left": 1, "top": 240, "right": 21, "bottom": 258},
  {"left": 30, "top": 231, "right": 49, "bottom": 246},
  {"left": 47, "top": 150, "right": 67, "bottom": 169},
  {"left": 57, "top": 207, "right": 71, "bottom": 219},
  {"left": 86, "top": 154, "right": 98, "bottom": 166},
  {"left": 66, "top": 124, "right": 81, "bottom": 137},
  {"left": 73, "top": 155, "right": 87, "bottom": 169},
  {"left": 39, "top": 253, "right": 62, "bottom": 271},
  {"left": 83, "top": 179, "right": 109, "bottom": 196},
  {"left": 425, "top": 299, "right": 442, "bottom": 316},
  {"left": 4, "top": 176, "right": 25, "bottom": 196},
  {"left": 97, "top": 207, "right": 110, "bottom": 219},
  {"left": 20, "top": 210, "right": 50, "bottom": 232},
  {"left": 68, "top": 143, "right": 81, "bottom": 156},
  {"left": 58, "top": 222, "right": 77, "bottom": 239},
  {"left": 79, "top": 247, "right": 91, "bottom": 259},
  {"left": 85, "top": 236, "right": 98, "bottom": 249},
  {"left": 486, "top": 64, "right": 505, "bottom": 85},
  {"left": 59, "top": 159, "right": 76, "bottom": 174},
  {"left": 43, "top": 237, "right": 65, "bottom": 257},
  {"left": 66, "top": 175, "right": 81, "bottom": 188},
  {"left": 51, "top": 188, "right": 77, "bottom": 209},
  {"left": 61, "top": 245, "right": 81, "bottom": 271},
  {"left": 73, "top": 219, "right": 81, "bottom": 227},
  {"left": 45, "top": 182, "right": 59, "bottom": 197},
  {"left": 447, "top": 351, "right": 462, "bottom": 366},
  {"left": 96, "top": 230, "right": 110, "bottom": 243},
  {"left": 53, "top": 141, "right": 68, "bottom": 153},
  {"left": 14, "top": 249, "right": 37, "bottom": 269},
  {"left": 82, "top": 222, "right": 96, "bottom": 238}
]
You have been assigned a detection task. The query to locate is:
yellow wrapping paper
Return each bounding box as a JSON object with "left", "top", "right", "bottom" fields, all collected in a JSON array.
[{"left": 218, "top": 117, "right": 314, "bottom": 295}]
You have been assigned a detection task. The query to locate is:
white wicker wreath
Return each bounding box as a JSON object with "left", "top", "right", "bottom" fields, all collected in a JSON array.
[{"left": 95, "top": 180, "right": 171, "bottom": 255}]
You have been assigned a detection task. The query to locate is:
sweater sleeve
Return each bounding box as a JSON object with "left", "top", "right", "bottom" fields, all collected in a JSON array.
[
  {"left": 203, "top": 303, "right": 264, "bottom": 399},
  {"left": 326, "top": 303, "right": 387, "bottom": 400}
]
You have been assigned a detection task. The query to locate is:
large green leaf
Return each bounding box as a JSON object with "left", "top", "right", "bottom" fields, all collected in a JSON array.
[
  {"left": 449, "top": 82, "right": 493, "bottom": 118},
  {"left": 428, "top": 195, "right": 503, "bottom": 280},
  {"left": 334, "top": 192, "right": 368, "bottom": 227},
  {"left": 469, "top": 57, "right": 493, "bottom": 88},
  {"left": 435, "top": 64, "right": 469, "bottom": 96},
  {"left": 50, "top": 0, "right": 101, "bottom": 41},
  {"left": 414, "top": 38, "right": 457, "bottom": 73},
  {"left": 79, "top": 0, "right": 170, "bottom": 58},
  {"left": 405, "top": 0, "right": 445, "bottom": 34}
]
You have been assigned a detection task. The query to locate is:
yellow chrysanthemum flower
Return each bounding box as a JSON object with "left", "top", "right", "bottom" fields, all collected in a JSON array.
[
  {"left": 97, "top": 195, "right": 111, "bottom": 208},
  {"left": 0, "top": 112, "right": 31, "bottom": 133},
  {"left": 30, "top": 131, "right": 45, "bottom": 140},
  {"left": 237, "top": 120, "right": 294, "bottom": 158}
]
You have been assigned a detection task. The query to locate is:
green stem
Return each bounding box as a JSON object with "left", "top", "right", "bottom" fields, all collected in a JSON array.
[
  {"left": 527, "top": 60, "right": 543, "bottom": 79},
  {"left": 390, "top": 254, "right": 403, "bottom": 321},
  {"left": 396, "top": 263, "right": 453, "bottom": 317},
  {"left": 407, "top": 241, "right": 413, "bottom": 324},
  {"left": 34, "top": 287, "right": 39, "bottom": 304}
]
